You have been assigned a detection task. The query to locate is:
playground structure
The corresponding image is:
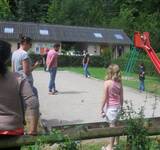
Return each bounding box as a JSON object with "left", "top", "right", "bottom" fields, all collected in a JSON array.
[
  {"left": 125, "top": 31, "right": 160, "bottom": 76},
  {"left": 134, "top": 32, "right": 160, "bottom": 74},
  {"left": 125, "top": 44, "right": 139, "bottom": 75}
]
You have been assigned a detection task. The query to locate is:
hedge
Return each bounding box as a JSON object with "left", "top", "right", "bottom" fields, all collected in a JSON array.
[
  {"left": 28, "top": 53, "right": 109, "bottom": 67},
  {"left": 111, "top": 52, "right": 160, "bottom": 76},
  {"left": 28, "top": 52, "right": 160, "bottom": 76}
]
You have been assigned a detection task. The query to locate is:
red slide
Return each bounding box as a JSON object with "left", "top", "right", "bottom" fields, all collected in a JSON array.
[{"left": 134, "top": 32, "right": 160, "bottom": 74}]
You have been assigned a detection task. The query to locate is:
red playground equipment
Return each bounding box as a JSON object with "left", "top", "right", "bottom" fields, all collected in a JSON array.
[{"left": 134, "top": 32, "right": 160, "bottom": 74}]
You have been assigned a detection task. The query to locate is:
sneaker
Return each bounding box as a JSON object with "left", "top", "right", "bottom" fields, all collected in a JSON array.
[
  {"left": 48, "top": 92, "right": 55, "bottom": 95},
  {"left": 54, "top": 90, "right": 58, "bottom": 93},
  {"left": 101, "top": 146, "right": 113, "bottom": 150},
  {"left": 101, "top": 146, "right": 106, "bottom": 150}
]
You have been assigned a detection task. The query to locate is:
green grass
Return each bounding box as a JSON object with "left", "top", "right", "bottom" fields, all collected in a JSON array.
[
  {"left": 60, "top": 67, "right": 106, "bottom": 80},
  {"left": 60, "top": 67, "right": 160, "bottom": 95}
]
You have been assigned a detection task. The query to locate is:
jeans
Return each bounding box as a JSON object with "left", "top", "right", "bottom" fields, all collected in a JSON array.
[
  {"left": 49, "top": 67, "right": 57, "bottom": 92},
  {"left": 83, "top": 64, "right": 90, "bottom": 77},
  {"left": 139, "top": 80, "right": 145, "bottom": 91}
]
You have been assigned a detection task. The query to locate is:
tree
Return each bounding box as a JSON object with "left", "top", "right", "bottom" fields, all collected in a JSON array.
[
  {"left": 0, "top": 0, "right": 14, "bottom": 21},
  {"left": 45, "top": 0, "right": 114, "bottom": 27},
  {"left": 7, "top": 0, "right": 50, "bottom": 22},
  {"left": 110, "top": 0, "right": 160, "bottom": 50}
]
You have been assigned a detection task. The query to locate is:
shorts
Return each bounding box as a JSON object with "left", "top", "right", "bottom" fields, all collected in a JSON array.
[{"left": 105, "top": 106, "right": 121, "bottom": 125}]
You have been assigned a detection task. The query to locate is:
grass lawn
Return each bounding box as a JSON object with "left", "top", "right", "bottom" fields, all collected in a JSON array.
[{"left": 60, "top": 67, "right": 160, "bottom": 95}]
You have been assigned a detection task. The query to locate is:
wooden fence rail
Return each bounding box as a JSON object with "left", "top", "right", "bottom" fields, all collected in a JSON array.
[{"left": 0, "top": 117, "right": 160, "bottom": 148}]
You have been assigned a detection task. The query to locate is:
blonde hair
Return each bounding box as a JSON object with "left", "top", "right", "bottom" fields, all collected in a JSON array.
[{"left": 105, "top": 64, "right": 121, "bottom": 82}]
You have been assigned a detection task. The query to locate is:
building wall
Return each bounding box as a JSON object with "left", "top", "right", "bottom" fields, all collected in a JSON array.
[
  {"left": 112, "top": 45, "right": 130, "bottom": 59},
  {"left": 32, "top": 42, "right": 54, "bottom": 55},
  {"left": 8, "top": 41, "right": 62, "bottom": 55},
  {"left": 7, "top": 40, "right": 130, "bottom": 58},
  {"left": 8, "top": 41, "right": 17, "bottom": 52},
  {"left": 87, "top": 44, "right": 101, "bottom": 55},
  {"left": 85, "top": 44, "right": 130, "bottom": 57}
]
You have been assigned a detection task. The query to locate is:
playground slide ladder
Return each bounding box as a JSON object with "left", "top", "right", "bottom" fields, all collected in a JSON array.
[{"left": 125, "top": 45, "right": 139, "bottom": 76}]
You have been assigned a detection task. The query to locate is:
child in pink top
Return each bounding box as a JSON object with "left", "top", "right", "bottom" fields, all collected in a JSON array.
[{"left": 101, "top": 64, "right": 123, "bottom": 150}]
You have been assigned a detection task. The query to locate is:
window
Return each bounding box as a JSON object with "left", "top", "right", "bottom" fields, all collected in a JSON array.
[
  {"left": 4, "top": 27, "right": 14, "bottom": 33},
  {"left": 40, "top": 29, "right": 49, "bottom": 35},
  {"left": 94, "top": 33, "right": 103, "bottom": 38},
  {"left": 114, "top": 34, "right": 124, "bottom": 40}
]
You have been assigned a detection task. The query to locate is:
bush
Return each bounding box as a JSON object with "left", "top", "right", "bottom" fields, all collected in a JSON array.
[
  {"left": 111, "top": 51, "right": 159, "bottom": 76},
  {"left": 58, "top": 55, "right": 108, "bottom": 67},
  {"left": 17, "top": 50, "right": 160, "bottom": 77},
  {"left": 28, "top": 53, "right": 108, "bottom": 67},
  {"left": 58, "top": 55, "right": 83, "bottom": 67},
  {"left": 117, "top": 100, "right": 160, "bottom": 150},
  {"left": 29, "top": 52, "right": 42, "bottom": 63}
]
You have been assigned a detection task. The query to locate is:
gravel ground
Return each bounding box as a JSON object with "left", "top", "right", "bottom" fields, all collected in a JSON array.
[{"left": 33, "top": 70, "right": 160, "bottom": 128}]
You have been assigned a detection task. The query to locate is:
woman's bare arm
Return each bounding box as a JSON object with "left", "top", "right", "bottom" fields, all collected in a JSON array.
[
  {"left": 101, "top": 81, "right": 109, "bottom": 113},
  {"left": 22, "top": 59, "right": 30, "bottom": 76}
]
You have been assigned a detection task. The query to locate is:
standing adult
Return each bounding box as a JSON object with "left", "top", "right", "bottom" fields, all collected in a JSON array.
[
  {"left": 12, "top": 36, "right": 39, "bottom": 95},
  {"left": 139, "top": 63, "right": 145, "bottom": 92},
  {"left": 46, "top": 43, "right": 60, "bottom": 95},
  {"left": 0, "top": 40, "right": 39, "bottom": 150},
  {"left": 82, "top": 52, "right": 91, "bottom": 78}
]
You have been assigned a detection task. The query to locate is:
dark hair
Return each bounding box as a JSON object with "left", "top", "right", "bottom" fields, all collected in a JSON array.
[
  {"left": 53, "top": 43, "right": 60, "bottom": 48},
  {"left": 85, "top": 53, "right": 89, "bottom": 57},
  {"left": 0, "top": 40, "right": 11, "bottom": 76},
  {"left": 20, "top": 36, "right": 32, "bottom": 44}
]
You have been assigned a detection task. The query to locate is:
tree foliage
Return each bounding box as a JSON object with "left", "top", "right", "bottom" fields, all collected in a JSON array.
[
  {"left": 8, "top": 0, "right": 50, "bottom": 22},
  {"left": 110, "top": 0, "right": 160, "bottom": 49},
  {"left": 45, "top": 0, "right": 112, "bottom": 27},
  {"left": 1, "top": 0, "right": 160, "bottom": 50},
  {"left": 0, "top": 0, "right": 14, "bottom": 20}
]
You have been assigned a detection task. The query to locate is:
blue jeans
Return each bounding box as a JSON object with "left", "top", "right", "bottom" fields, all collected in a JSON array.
[
  {"left": 49, "top": 67, "right": 57, "bottom": 92},
  {"left": 139, "top": 80, "right": 145, "bottom": 91},
  {"left": 83, "top": 64, "right": 90, "bottom": 77}
]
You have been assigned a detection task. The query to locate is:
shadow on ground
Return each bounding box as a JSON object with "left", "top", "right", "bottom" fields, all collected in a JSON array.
[{"left": 58, "top": 91, "right": 87, "bottom": 94}]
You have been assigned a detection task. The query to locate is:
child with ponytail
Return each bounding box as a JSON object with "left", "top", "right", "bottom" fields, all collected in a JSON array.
[{"left": 101, "top": 64, "right": 123, "bottom": 150}]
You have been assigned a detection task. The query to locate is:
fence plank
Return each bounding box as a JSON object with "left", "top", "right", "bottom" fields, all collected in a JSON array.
[{"left": 0, "top": 117, "right": 160, "bottom": 148}]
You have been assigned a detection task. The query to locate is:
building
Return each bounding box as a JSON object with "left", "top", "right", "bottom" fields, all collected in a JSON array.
[{"left": 0, "top": 21, "right": 132, "bottom": 58}]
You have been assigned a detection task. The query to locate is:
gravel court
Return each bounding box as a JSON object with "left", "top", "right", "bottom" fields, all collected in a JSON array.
[{"left": 33, "top": 70, "right": 160, "bottom": 127}]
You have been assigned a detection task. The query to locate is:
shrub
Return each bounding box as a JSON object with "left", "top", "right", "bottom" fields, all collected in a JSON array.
[
  {"left": 117, "top": 101, "right": 160, "bottom": 150},
  {"left": 29, "top": 52, "right": 42, "bottom": 63},
  {"left": 14, "top": 49, "right": 160, "bottom": 77},
  {"left": 58, "top": 55, "right": 107, "bottom": 67},
  {"left": 28, "top": 53, "right": 108, "bottom": 67},
  {"left": 112, "top": 51, "right": 159, "bottom": 76}
]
